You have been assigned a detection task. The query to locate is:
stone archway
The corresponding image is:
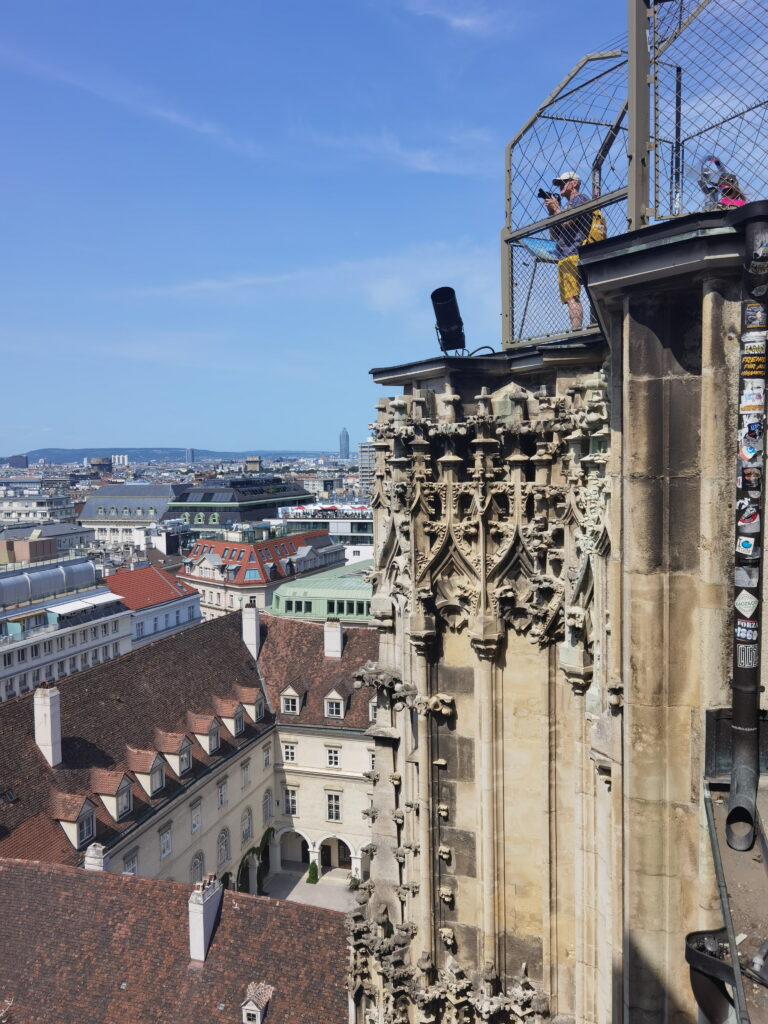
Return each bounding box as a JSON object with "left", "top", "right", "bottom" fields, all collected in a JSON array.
[
  {"left": 271, "top": 826, "right": 313, "bottom": 873},
  {"left": 318, "top": 836, "right": 352, "bottom": 873}
]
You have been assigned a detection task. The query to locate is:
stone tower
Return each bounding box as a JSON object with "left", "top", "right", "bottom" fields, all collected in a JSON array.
[{"left": 347, "top": 205, "right": 767, "bottom": 1022}]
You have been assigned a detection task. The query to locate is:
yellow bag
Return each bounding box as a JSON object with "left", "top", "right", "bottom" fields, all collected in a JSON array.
[{"left": 582, "top": 209, "right": 607, "bottom": 245}]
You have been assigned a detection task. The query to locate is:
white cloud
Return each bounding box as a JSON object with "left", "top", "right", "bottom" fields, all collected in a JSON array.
[
  {"left": 312, "top": 127, "right": 498, "bottom": 177},
  {"left": 0, "top": 42, "right": 260, "bottom": 157},
  {"left": 400, "top": 0, "right": 513, "bottom": 35}
]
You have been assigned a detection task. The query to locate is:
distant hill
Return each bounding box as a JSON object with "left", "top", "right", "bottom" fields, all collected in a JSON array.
[{"left": 7, "top": 447, "right": 332, "bottom": 465}]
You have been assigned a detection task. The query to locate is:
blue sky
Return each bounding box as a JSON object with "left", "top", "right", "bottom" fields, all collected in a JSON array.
[{"left": 1, "top": 0, "right": 626, "bottom": 455}]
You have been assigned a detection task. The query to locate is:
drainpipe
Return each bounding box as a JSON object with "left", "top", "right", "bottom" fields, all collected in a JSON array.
[{"left": 726, "top": 212, "right": 768, "bottom": 851}]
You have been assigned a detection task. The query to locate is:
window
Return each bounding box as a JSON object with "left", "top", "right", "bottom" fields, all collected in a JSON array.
[
  {"left": 240, "top": 759, "right": 251, "bottom": 789},
  {"left": 32, "top": 668, "right": 41, "bottom": 683},
  {"left": 262, "top": 789, "right": 273, "bottom": 825},
  {"left": 4, "top": 679, "right": 15, "bottom": 698},
  {"left": 112, "top": 621, "right": 119, "bottom": 633},
  {"left": 123, "top": 851, "right": 138, "bottom": 876},
  {"left": 30, "top": 644, "right": 40, "bottom": 657},
  {"left": 179, "top": 742, "right": 192, "bottom": 774},
  {"left": 150, "top": 763, "right": 165, "bottom": 796},
  {"left": 191, "top": 851, "right": 205, "bottom": 883},
  {"left": 241, "top": 807, "right": 253, "bottom": 846},
  {"left": 209, "top": 722, "right": 220, "bottom": 753},
  {"left": 369, "top": 751, "right": 376, "bottom": 772},
  {"left": 153, "top": 617, "right": 159, "bottom": 633},
  {"left": 327, "top": 747, "right": 340, "bottom": 768},
  {"left": 112, "top": 642, "right": 119, "bottom": 656},
  {"left": 217, "top": 778, "right": 228, "bottom": 809},
  {"left": 69, "top": 657, "right": 77, "bottom": 672},
  {"left": 136, "top": 621, "right": 145, "bottom": 638},
  {"left": 17, "top": 649, "right": 26, "bottom": 663},
  {"left": 68, "top": 634, "right": 76, "bottom": 648},
  {"left": 175, "top": 609, "right": 180, "bottom": 625},
  {"left": 217, "top": 829, "right": 230, "bottom": 868},
  {"left": 327, "top": 793, "right": 341, "bottom": 822},
  {"left": 77, "top": 811, "right": 95, "bottom": 847},
  {"left": 187, "top": 606, "right": 194, "bottom": 621},
  {"left": 369, "top": 700, "right": 378, "bottom": 723},
  {"left": 116, "top": 781, "right": 132, "bottom": 819},
  {"left": 282, "top": 743, "right": 296, "bottom": 763},
  {"left": 262, "top": 744, "right": 271, "bottom": 768},
  {"left": 159, "top": 826, "right": 172, "bottom": 860},
  {"left": 284, "top": 788, "right": 298, "bottom": 816},
  {"left": 2, "top": 653, "right": 12, "bottom": 668},
  {"left": 100, "top": 623, "right": 108, "bottom": 637},
  {"left": 164, "top": 613, "right": 170, "bottom": 629},
  {"left": 43, "top": 640, "right": 53, "bottom": 654},
  {"left": 281, "top": 695, "right": 298, "bottom": 715},
  {"left": 256, "top": 701, "right": 265, "bottom": 721},
  {"left": 56, "top": 637, "right": 65, "bottom": 651},
  {"left": 234, "top": 708, "right": 245, "bottom": 736},
  {"left": 325, "top": 698, "right": 343, "bottom": 719},
  {"left": 190, "top": 800, "right": 202, "bottom": 834}
]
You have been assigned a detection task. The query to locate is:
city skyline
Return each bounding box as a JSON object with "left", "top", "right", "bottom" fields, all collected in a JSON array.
[{"left": 0, "top": 1, "right": 626, "bottom": 454}]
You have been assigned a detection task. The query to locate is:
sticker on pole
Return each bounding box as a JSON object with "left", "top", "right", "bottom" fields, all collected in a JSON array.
[
  {"left": 735, "top": 589, "right": 759, "bottom": 617},
  {"left": 737, "top": 644, "right": 760, "bottom": 669}
]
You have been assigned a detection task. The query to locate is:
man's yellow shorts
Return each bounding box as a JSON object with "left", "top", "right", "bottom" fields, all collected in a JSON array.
[{"left": 558, "top": 254, "right": 581, "bottom": 302}]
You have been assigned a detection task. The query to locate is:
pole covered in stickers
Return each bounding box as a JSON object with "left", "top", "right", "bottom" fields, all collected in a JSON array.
[{"left": 727, "top": 217, "right": 768, "bottom": 851}]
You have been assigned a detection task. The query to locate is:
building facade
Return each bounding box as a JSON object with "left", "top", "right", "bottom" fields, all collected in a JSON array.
[
  {"left": 183, "top": 531, "right": 345, "bottom": 618},
  {"left": 279, "top": 503, "right": 373, "bottom": 563},
  {"left": 270, "top": 559, "right": 373, "bottom": 624},
  {"left": 0, "top": 558, "right": 132, "bottom": 703},
  {"left": 104, "top": 565, "right": 201, "bottom": 649},
  {"left": 0, "top": 488, "right": 76, "bottom": 524},
  {"left": 347, "top": 207, "right": 765, "bottom": 1023}
]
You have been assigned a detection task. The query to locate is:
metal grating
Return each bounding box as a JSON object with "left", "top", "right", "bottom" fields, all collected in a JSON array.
[
  {"left": 651, "top": 0, "right": 768, "bottom": 219},
  {"left": 502, "top": 0, "right": 768, "bottom": 347}
]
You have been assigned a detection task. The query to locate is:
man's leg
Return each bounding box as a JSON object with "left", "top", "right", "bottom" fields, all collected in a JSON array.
[
  {"left": 558, "top": 255, "right": 583, "bottom": 330},
  {"left": 565, "top": 296, "right": 583, "bottom": 329}
]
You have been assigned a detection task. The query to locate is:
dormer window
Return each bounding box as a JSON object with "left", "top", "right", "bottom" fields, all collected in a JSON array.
[
  {"left": 116, "top": 780, "right": 133, "bottom": 819},
  {"left": 77, "top": 810, "right": 95, "bottom": 847},
  {"left": 209, "top": 723, "right": 220, "bottom": 752},
  {"left": 234, "top": 709, "right": 245, "bottom": 736},
  {"left": 179, "top": 741, "right": 192, "bottom": 774},
  {"left": 325, "top": 698, "right": 343, "bottom": 719},
  {"left": 255, "top": 701, "right": 265, "bottom": 721},
  {"left": 281, "top": 695, "right": 298, "bottom": 715},
  {"left": 150, "top": 763, "right": 165, "bottom": 795}
]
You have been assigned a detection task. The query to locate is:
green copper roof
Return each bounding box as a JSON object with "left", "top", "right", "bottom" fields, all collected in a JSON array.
[{"left": 270, "top": 559, "right": 372, "bottom": 620}]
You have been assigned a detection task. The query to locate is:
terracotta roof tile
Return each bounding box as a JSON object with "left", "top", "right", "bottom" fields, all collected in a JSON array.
[
  {"left": 0, "top": 858, "right": 348, "bottom": 1024},
  {"left": 105, "top": 565, "right": 196, "bottom": 610},
  {"left": 212, "top": 696, "right": 243, "bottom": 717},
  {"left": 153, "top": 729, "right": 188, "bottom": 754},
  {"left": 50, "top": 791, "right": 89, "bottom": 821},
  {"left": 89, "top": 769, "right": 128, "bottom": 796},
  {"left": 125, "top": 746, "right": 162, "bottom": 774},
  {"left": 186, "top": 712, "right": 219, "bottom": 733}
]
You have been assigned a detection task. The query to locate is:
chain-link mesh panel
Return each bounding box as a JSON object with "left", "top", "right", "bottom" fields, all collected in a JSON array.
[
  {"left": 507, "top": 54, "right": 629, "bottom": 232},
  {"left": 651, "top": 0, "right": 768, "bottom": 218},
  {"left": 504, "top": 0, "right": 768, "bottom": 346},
  {"left": 508, "top": 196, "right": 626, "bottom": 341}
]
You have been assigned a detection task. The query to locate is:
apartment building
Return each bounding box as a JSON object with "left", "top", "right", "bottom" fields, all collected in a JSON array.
[
  {"left": 183, "top": 531, "right": 345, "bottom": 618},
  {"left": 105, "top": 564, "right": 201, "bottom": 649},
  {"left": 0, "top": 607, "right": 378, "bottom": 895},
  {"left": 0, "top": 488, "right": 76, "bottom": 523},
  {"left": 0, "top": 558, "right": 132, "bottom": 702}
]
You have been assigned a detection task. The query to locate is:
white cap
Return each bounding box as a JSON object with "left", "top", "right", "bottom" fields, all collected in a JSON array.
[{"left": 552, "top": 171, "right": 580, "bottom": 186}]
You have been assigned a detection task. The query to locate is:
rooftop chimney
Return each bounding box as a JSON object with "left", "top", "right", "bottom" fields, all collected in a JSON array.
[
  {"left": 34, "top": 684, "right": 62, "bottom": 767},
  {"left": 189, "top": 873, "right": 223, "bottom": 962},
  {"left": 324, "top": 618, "right": 343, "bottom": 659},
  {"left": 83, "top": 842, "right": 108, "bottom": 871},
  {"left": 242, "top": 599, "right": 260, "bottom": 661}
]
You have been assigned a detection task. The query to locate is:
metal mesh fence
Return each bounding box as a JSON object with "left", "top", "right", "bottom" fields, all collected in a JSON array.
[
  {"left": 503, "top": 0, "right": 768, "bottom": 346},
  {"left": 651, "top": 0, "right": 768, "bottom": 219}
]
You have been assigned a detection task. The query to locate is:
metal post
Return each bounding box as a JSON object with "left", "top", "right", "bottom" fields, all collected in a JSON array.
[
  {"left": 672, "top": 65, "right": 682, "bottom": 215},
  {"left": 627, "top": 0, "right": 651, "bottom": 230}
]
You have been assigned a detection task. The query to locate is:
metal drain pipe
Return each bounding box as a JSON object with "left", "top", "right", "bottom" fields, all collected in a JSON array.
[{"left": 727, "top": 212, "right": 768, "bottom": 851}]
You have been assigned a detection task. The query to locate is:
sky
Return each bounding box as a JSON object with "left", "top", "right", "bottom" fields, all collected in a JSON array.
[{"left": 0, "top": 0, "right": 627, "bottom": 455}]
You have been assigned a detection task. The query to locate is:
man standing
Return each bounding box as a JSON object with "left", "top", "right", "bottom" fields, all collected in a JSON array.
[{"left": 544, "top": 171, "right": 592, "bottom": 330}]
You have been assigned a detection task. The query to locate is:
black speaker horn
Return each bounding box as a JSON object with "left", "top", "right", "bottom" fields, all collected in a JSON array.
[{"left": 431, "top": 287, "right": 465, "bottom": 352}]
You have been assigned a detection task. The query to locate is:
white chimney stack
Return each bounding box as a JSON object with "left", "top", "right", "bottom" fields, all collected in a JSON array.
[
  {"left": 324, "top": 618, "right": 343, "bottom": 659},
  {"left": 84, "top": 843, "right": 108, "bottom": 871},
  {"left": 189, "top": 874, "right": 223, "bottom": 962},
  {"left": 34, "top": 685, "right": 62, "bottom": 767},
  {"left": 242, "top": 599, "right": 260, "bottom": 661}
]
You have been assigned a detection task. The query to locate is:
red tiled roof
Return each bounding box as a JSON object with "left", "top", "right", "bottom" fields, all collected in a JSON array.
[
  {"left": 89, "top": 769, "right": 128, "bottom": 796},
  {"left": 258, "top": 614, "right": 379, "bottom": 729},
  {"left": 153, "top": 729, "right": 188, "bottom": 754},
  {"left": 0, "top": 858, "right": 348, "bottom": 1024},
  {"left": 186, "top": 712, "right": 219, "bottom": 733},
  {"left": 212, "top": 696, "right": 242, "bottom": 716},
  {"left": 185, "top": 531, "right": 335, "bottom": 588},
  {"left": 0, "top": 612, "right": 374, "bottom": 866},
  {"left": 50, "top": 791, "right": 89, "bottom": 822},
  {"left": 105, "top": 565, "right": 196, "bottom": 610}
]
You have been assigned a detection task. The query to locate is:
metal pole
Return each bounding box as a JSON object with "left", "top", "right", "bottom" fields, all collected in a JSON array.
[
  {"left": 673, "top": 65, "right": 682, "bottom": 215},
  {"left": 627, "top": 0, "right": 651, "bottom": 230}
]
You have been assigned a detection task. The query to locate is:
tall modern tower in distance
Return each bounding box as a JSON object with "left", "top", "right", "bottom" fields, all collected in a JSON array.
[{"left": 339, "top": 427, "right": 350, "bottom": 460}]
